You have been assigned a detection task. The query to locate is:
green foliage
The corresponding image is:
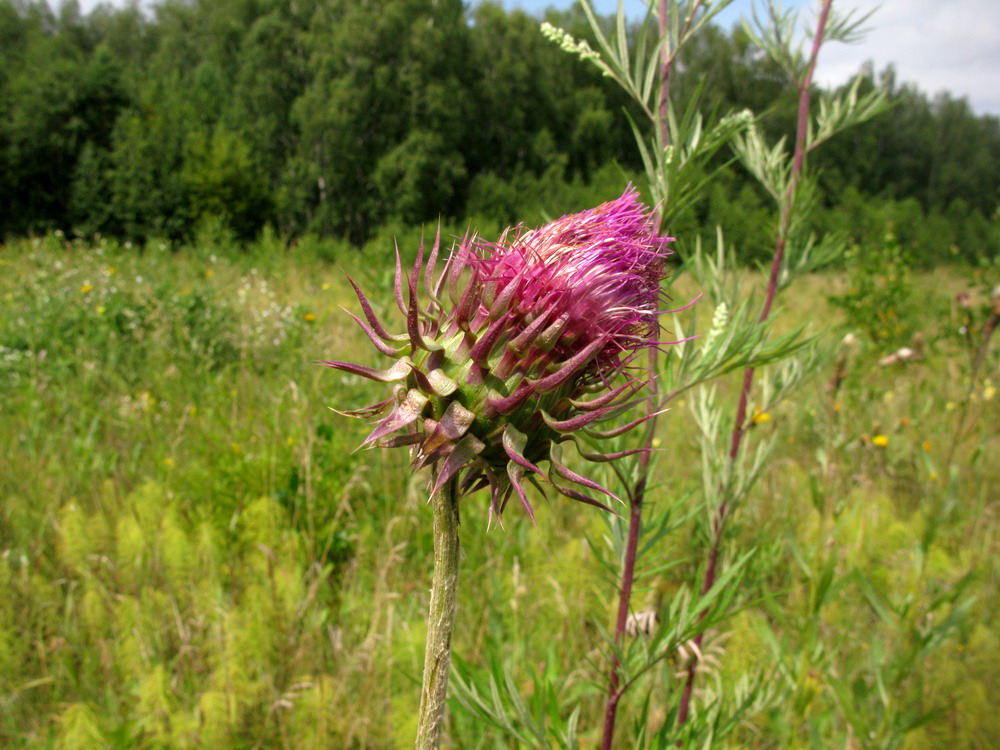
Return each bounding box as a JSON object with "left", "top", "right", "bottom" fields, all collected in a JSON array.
[
  {"left": 0, "top": 237, "right": 996, "bottom": 748},
  {"left": 1, "top": 0, "right": 996, "bottom": 252},
  {"left": 181, "top": 127, "right": 274, "bottom": 240},
  {"left": 829, "top": 228, "right": 921, "bottom": 347}
]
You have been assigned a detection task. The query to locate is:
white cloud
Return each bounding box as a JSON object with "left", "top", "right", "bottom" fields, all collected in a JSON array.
[
  {"left": 518, "top": 0, "right": 1000, "bottom": 115},
  {"left": 811, "top": 0, "right": 1000, "bottom": 115}
]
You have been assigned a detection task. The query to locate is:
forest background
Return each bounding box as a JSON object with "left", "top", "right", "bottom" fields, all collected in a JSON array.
[
  {"left": 2, "top": 0, "right": 999, "bottom": 266},
  {"left": 3, "top": 0, "right": 1000, "bottom": 748}
]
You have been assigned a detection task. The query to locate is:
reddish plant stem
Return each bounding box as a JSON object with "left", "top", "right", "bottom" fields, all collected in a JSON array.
[
  {"left": 601, "top": 474, "right": 648, "bottom": 749},
  {"left": 601, "top": 6, "right": 674, "bottom": 746},
  {"left": 675, "top": 0, "right": 833, "bottom": 730}
]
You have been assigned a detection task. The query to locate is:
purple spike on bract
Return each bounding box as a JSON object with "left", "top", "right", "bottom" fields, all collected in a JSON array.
[
  {"left": 346, "top": 276, "right": 407, "bottom": 342},
  {"left": 448, "top": 237, "right": 471, "bottom": 305},
  {"left": 530, "top": 336, "right": 608, "bottom": 394},
  {"left": 432, "top": 433, "right": 486, "bottom": 496},
  {"left": 480, "top": 467, "right": 504, "bottom": 529},
  {"left": 502, "top": 426, "right": 546, "bottom": 479},
  {"left": 549, "top": 475, "right": 620, "bottom": 517},
  {"left": 328, "top": 398, "right": 394, "bottom": 419},
  {"left": 393, "top": 243, "right": 407, "bottom": 315},
  {"left": 406, "top": 247, "right": 427, "bottom": 352},
  {"left": 541, "top": 407, "right": 616, "bottom": 433},
  {"left": 584, "top": 408, "right": 669, "bottom": 440},
  {"left": 342, "top": 308, "right": 405, "bottom": 357},
  {"left": 506, "top": 462, "right": 536, "bottom": 525},
  {"left": 319, "top": 357, "right": 413, "bottom": 383},
  {"left": 569, "top": 379, "right": 643, "bottom": 411},
  {"left": 507, "top": 307, "right": 553, "bottom": 355},
  {"left": 486, "top": 381, "right": 534, "bottom": 416},
  {"left": 375, "top": 433, "right": 423, "bottom": 449},
  {"left": 549, "top": 450, "right": 620, "bottom": 502},
  {"left": 570, "top": 440, "right": 654, "bottom": 463},
  {"left": 412, "top": 419, "right": 453, "bottom": 470},
  {"left": 454, "top": 265, "right": 480, "bottom": 328},
  {"left": 468, "top": 311, "right": 513, "bottom": 364},
  {"left": 460, "top": 469, "right": 488, "bottom": 495},
  {"left": 424, "top": 224, "right": 442, "bottom": 301},
  {"left": 488, "top": 274, "right": 521, "bottom": 321},
  {"left": 434, "top": 234, "right": 461, "bottom": 302},
  {"left": 360, "top": 390, "right": 429, "bottom": 448}
]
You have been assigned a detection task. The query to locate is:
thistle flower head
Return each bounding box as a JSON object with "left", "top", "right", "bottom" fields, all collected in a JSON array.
[{"left": 323, "top": 188, "right": 673, "bottom": 523}]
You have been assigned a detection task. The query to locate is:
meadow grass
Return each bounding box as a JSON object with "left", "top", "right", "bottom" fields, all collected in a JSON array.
[{"left": 0, "top": 234, "right": 997, "bottom": 748}]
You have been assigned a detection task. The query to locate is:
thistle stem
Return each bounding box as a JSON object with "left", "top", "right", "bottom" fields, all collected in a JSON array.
[
  {"left": 676, "top": 0, "right": 833, "bottom": 730},
  {"left": 415, "top": 477, "right": 461, "bottom": 750}
]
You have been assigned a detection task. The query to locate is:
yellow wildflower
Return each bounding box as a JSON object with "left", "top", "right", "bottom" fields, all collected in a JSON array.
[
  {"left": 873, "top": 434, "right": 889, "bottom": 447},
  {"left": 204, "top": 268, "right": 214, "bottom": 278},
  {"left": 752, "top": 408, "right": 771, "bottom": 424},
  {"left": 303, "top": 312, "right": 316, "bottom": 322},
  {"left": 163, "top": 458, "right": 175, "bottom": 468},
  {"left": 80, "top": 284, "right": 93, "bottom": 293},
  {"left": 922, "top": 440, "right": 931, "bottom": 453}
]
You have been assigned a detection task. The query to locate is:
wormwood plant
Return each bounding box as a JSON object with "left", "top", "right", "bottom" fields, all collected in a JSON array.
[{"left": 446, "top": 1, "right": 944, "bottom": 747}]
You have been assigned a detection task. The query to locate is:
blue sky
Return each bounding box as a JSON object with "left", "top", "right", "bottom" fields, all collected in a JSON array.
[{"left": 504, "top": 0, "right": 1000, "bottom": 116}]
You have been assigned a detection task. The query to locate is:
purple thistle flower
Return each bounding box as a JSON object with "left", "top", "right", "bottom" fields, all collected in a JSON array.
[{"left": 323, "top": 188, "right": 673, "bottom": 522}]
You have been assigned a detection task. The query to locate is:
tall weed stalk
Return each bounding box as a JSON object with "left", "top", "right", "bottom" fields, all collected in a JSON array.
[{"left": 450, "top": 1, "right": 910, "bottom": 746}]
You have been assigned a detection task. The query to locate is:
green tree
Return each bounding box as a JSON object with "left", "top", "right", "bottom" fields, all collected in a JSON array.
[
  {"left": 182, "top": 126, "right": 275, "bottom": 240},
  {"left": 292, "top": 0, "right": 474, "bottom": 242}
]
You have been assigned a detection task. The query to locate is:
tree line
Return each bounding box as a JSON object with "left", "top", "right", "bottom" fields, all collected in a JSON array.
[{"left": 2, "top": 0, "right": 998, "bottom": 263}]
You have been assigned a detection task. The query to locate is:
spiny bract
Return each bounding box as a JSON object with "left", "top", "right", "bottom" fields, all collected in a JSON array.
[{"left": 323, "top": 189, "right": 673, "bottom": 522}]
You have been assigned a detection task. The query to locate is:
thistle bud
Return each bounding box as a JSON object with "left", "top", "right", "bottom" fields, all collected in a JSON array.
[{"left": 323, "top": 189, "right": 673, "bottom": 522}]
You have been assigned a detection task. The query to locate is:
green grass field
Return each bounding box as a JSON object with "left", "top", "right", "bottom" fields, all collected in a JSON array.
[{"left": 1, "top": 233, "right": 997, "bottom": 748}]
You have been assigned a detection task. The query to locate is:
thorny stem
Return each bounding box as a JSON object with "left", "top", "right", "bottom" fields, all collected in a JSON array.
[
  {"left": 676, "top": 0, "right": 833, "bottom": 729},
  {"left": 600, "top": 2, "right": 674, "bottom": 748},
  {"left": 415, "top": 477, "right": 461, "bottom": 750}
]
